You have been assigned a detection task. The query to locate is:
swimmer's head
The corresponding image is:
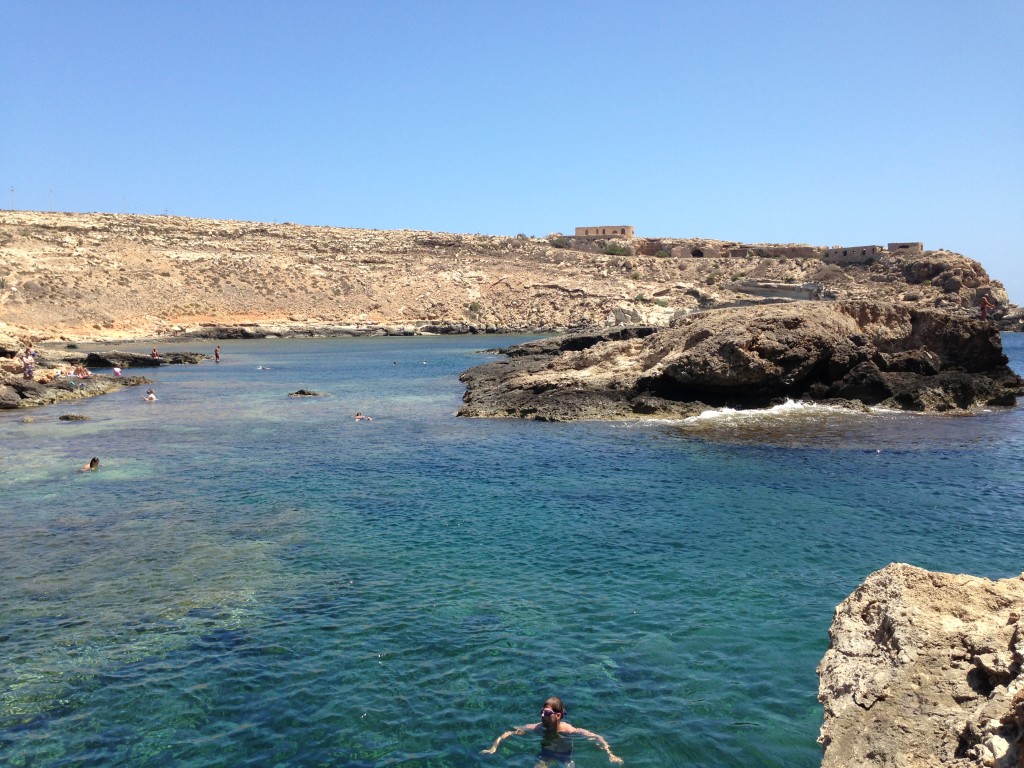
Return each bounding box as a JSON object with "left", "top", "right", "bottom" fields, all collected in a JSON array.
[{"left": 541, "top": 697, "right": 565, "bottom": 721}]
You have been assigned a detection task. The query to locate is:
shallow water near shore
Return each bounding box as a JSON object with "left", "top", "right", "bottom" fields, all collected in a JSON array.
[{"left": 2, "top": 333, "right": 1023, "bottom": 767}]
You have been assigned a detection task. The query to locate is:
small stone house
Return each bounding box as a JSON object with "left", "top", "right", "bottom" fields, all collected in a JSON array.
[{"left": 575, "top": 226, "right": 635, "bottom": 238}]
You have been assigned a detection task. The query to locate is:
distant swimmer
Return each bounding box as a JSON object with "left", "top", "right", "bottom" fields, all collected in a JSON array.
[
  {"left": 79, "top": 457, "right": 100, "bottom": 472},
  {"left": 482, "top": 696, "right": 623, "bottom": 765},
  {"left": 256, "top": 365, "right": 273, "bottom": 371},
  {"left": 143, "top": 388, "right": 158, "bottom": 402},
  {"left": 354, "top": 412, "right": 373, "bottom": 421}
]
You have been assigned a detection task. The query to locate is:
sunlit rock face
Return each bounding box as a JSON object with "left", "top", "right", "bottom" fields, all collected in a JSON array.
[{"left": 818, "top": 563, "right": 1024, "bottom": 768}]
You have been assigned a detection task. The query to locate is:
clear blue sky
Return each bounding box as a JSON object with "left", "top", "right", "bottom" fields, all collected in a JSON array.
[{"left": 3, "top": 1, "right": 1022, "bottom": 301}]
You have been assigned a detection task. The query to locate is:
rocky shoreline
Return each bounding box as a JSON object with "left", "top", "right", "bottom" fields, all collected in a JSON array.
[
  {"left": 0, "top": 342, "right": 205, "bottom": 409},
  {"left": 1, "top": 210, "right": 1019, "bottom": 344}
]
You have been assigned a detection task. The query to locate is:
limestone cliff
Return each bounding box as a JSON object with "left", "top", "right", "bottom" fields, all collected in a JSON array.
[
  {"left": 819, "top": 563, "right": 1024, "bottom": 767},
  {"left": 0, "top": 211, "right": 1013, "bottom": 343}
]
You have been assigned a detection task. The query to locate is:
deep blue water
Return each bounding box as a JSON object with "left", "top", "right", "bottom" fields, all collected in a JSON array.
[{"left": 2, "top": 333, "right": 1023, "bottom": 767}]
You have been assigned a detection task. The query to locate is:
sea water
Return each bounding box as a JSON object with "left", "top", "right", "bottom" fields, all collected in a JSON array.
[{"left": 2, "top": 333, "right": 1023, "bottom": 767}]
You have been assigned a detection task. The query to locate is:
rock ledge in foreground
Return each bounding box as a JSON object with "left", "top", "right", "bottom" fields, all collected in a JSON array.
[{"left": 818, "top": 563, "right": 1024, "bottom": 767}]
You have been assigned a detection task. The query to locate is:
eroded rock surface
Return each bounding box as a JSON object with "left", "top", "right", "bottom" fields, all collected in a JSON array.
[
  {"left": 457, "top": 301, "right": 1023, "bottom": 420},
  {"left": 818, "top": 563, "right": 1024, "bottom": 767}
]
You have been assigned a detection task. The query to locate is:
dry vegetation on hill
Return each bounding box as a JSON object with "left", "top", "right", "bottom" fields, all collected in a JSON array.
[{"left": 0, "top": 210, "right": 1011, "bottom": 342}]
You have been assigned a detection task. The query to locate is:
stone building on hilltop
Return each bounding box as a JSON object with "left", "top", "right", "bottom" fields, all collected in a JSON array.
[{"left": 574, "top": 225, "right": 635, "bottom": 238}]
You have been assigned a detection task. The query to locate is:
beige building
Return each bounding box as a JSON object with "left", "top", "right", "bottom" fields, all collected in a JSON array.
[{"left": 575, "top": 225, "right": 635, "bottom": 238}]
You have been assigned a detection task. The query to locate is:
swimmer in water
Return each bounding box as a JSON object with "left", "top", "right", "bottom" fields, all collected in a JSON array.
[
  {"left": 482, "top": 696, "right": 623, "bottom": 765},
  {"left": 79, "top": 457, "right": 100, "bottom": 472},
  {"left": 354, "top": 412, "right": 373, "bottom": 421},
  {"left": 143, "top": 388, "right": 158, "bottom": 402}
]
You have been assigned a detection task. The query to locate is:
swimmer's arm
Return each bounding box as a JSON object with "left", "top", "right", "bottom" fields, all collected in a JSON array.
[
  {"left": 481, "top": 723, "right": 534, "bottom": 754},
  {"left": 571, "top": 727, "right": 624, "bottom": 764}
]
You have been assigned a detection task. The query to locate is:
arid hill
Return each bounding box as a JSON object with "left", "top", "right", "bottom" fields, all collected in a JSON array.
[{"left": 0, "top": 210, "right": 1013, "bottom": 342}]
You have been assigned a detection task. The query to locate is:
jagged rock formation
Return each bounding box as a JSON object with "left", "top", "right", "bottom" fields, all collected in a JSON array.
[
  {"left": 818, "top": 563, "right": 1024, "bottom": 767},
  {"left": 0, "top": 211, "right": 1013, "bottom": 342},
  {"left": 457, "top": 301, "right": 1024, "bottom": 420}
]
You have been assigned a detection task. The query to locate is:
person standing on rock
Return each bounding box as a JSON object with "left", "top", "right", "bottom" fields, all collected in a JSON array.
[{"left": 980, "top": 295, "right": 996, "bottom": 321}]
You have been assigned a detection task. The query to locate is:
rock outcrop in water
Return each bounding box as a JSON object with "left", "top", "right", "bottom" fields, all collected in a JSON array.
[
  {"left": 457, "top": 301, "right": 1024, "bottom": 420},
  {"left": 818, "top": 563, "right": 1024, "bottom": 767}
]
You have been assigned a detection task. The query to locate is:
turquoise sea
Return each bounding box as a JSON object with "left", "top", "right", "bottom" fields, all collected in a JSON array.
[{"left": 2, "top": 333, "right": 1023, "bottom": 767}]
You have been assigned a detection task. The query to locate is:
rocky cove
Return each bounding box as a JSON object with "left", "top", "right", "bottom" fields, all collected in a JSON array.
[{"left": 3, "top": 211, "right": 1024, "bottom": 765}]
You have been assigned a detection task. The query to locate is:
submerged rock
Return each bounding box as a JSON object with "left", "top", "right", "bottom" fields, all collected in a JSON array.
[
  {"left": 457, "top": 301, "right": 1024, "bottom": 420},
  {"left": 288, "top": 389, "right": 325, "bottom": 397},
  {"left": 818, "top": 563, "right": 1024, "bottom": 767}
]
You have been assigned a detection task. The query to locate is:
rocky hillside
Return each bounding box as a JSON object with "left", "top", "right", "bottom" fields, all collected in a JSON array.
[{"left": 0, "top": 210, "right": 1015, "bottom": 342}]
